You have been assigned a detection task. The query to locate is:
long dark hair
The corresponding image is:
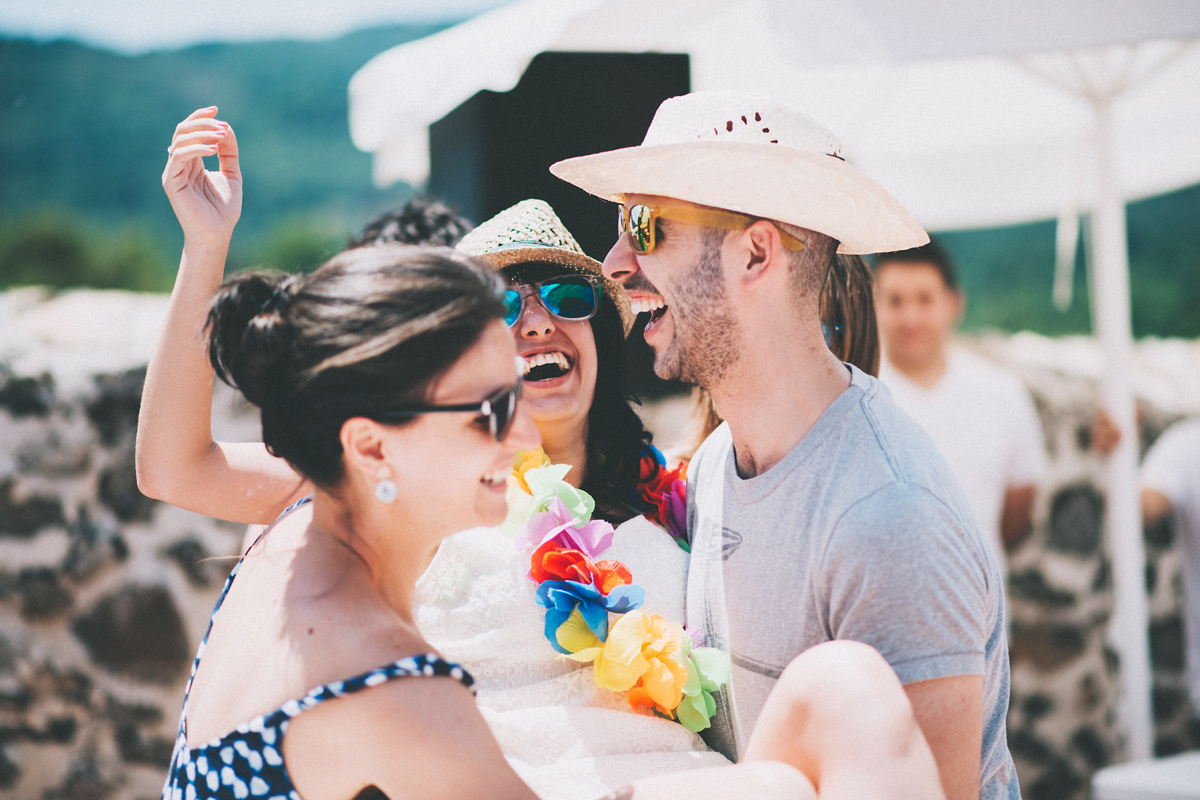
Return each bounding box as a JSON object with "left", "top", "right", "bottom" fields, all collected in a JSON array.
[
  {"left": 206, "top": 245, "right": 506, "bottom": 487},
  {"left": 582, "top": 289, "right": 654, "bottom": 520},
  {"left": 820, "top": 252, "right": 880, "bottom": 377},
  {"left": 505, "top": 263, "right": 653, "bottom": 521}
]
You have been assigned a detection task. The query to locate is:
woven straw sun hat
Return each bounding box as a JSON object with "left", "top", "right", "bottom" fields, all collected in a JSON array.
[
  {"left": 550, "top": 92, "right": 928, "bottom": 256},
  {"left": 456, "top": 199, "right": 633, "bottom": 333}
]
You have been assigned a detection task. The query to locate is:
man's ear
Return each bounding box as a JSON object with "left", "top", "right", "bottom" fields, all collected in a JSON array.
[
  {"left": 740, "top": 221, "right": 786, "bottom": 285},
  {"left": 339, "top": 417, "right": 391, "bottom": 483},
  {"left": 951, "top": 288, "right": 967, "bottom": 326}
]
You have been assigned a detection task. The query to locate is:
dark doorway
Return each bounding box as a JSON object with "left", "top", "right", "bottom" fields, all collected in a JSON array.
[{"left": 429, "top": 51, "right": 691, "bottom": 399}]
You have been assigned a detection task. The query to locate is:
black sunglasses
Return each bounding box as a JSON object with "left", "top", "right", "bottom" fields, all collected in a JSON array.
[
  {"left": 371, "top": 381, "right": 522, "bottom": 442},
  {"left": 504, "top": 275, "right": 600, "bottom": 327}
]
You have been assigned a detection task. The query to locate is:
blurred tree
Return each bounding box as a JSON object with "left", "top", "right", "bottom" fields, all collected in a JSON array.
[
  {"left": 0, "top": 213, "right": 93, "bottom": 287},
  {"left": 255, "top": 218, "right": 343, "bottom": 274},
  {"left": 0, "top": 213, "right": 172, "bottom": 290}
]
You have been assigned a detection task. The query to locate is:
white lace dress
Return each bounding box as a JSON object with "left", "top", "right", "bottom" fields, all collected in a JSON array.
[{"left": 414, "top": 515, "right": 731, "bottom": 799}]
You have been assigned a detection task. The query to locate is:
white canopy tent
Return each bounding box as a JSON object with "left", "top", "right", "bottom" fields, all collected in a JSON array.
[{"left": 349, "top": 0, "right": 1200, "bottom": 760}]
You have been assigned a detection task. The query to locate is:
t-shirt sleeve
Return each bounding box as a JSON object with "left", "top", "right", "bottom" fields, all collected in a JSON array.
[
  {"left": 1141, "top": 420, "right": 1200, "bottom": 506},
  {"left": 1004, "top": 380, "right": 1047, "bottom": 487},
  {"left": 819, "top": 482, "right": 991, "bottom": 684}
]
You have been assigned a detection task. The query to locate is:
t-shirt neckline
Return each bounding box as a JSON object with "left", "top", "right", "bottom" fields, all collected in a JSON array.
[{"left": 724, "top": 364, "right": 868, "bottom": 505}]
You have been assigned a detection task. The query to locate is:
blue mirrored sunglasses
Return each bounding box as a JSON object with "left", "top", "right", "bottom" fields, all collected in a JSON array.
[{"left": 504, "top": 275, "right": 600, "bottom": 327}]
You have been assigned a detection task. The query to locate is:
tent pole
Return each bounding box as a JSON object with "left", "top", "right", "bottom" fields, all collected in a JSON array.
[{"left": 1089, "top": 93, "right": 1154, "bottom": 762}]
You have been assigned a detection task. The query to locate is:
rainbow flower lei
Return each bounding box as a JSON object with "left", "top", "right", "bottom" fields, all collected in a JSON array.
[
  {"left": 505, "top": 449, "right": 729, "bottom": 733},
  {"left": 633, "top": 449, "right": 689, "bottom": 552}
]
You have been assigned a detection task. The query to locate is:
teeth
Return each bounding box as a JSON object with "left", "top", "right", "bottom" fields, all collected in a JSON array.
[
  {"left": 630, "top": 296, "right": 667, "bottom": 316},
  {"left": 481, "top": 469, "right": 509, "bottom": 486},
  {"left": 522, "top": 351, "right": 570, "bottom": 375}
]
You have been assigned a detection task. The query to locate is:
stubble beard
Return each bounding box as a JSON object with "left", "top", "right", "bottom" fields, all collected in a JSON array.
[{"left": 655, "top": 233, "right": 741, "bottom": 389}]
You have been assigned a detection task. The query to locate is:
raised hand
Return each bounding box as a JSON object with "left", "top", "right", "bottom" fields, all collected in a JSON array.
[{"left": 162, "top": 106, "right": 242, "bottom": 247}]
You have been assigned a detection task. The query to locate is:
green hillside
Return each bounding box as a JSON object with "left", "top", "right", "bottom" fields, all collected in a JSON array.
[
  {"left": 0, "top": 25, "right": 445, "bottom": 285},
  {"left": 0, "top": 27, "right": 1197, "bottom": 336},
  {"left": 938, "top": 184, "right": 1200, "bottom": 338}
]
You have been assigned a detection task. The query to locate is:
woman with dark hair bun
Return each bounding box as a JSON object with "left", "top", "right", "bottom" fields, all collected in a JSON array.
[{"left": 141, "top": 107, "right": 944, "bottom": 800}]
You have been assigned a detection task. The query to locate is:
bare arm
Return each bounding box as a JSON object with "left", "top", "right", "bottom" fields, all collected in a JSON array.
[
  {"left": 136, "top": 107, "right": 310, "bottom": 524},
  {"left": 904, "top": 675, "right": 983, "bottom": 800},
  {"left": 999, "top": 484, "right": 1036, "bottom": 551},
  {"left": 286, "top": 677, "right": 813, "bottom": 800},
  {"left": 1142, "top": 487, "right": 1173, "bottom": 529}
]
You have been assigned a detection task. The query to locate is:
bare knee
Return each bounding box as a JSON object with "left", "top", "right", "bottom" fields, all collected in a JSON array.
[
  {"left": 769, "top": 641, "right": 892, "bottom": 705},
  {"left": 766, "top": 641, "right": 923, "bottom": 756}
]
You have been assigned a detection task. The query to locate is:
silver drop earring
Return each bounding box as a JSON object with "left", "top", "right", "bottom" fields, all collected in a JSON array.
[{"left": 374, "top": 479, "right": 398, "bottom": 504}]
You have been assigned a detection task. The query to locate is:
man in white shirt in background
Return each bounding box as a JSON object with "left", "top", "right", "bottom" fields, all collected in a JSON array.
[
  {"left": 1141, "top": 417, "right": 1200, "bottom": 718},
  {"left": 873, "top": 239, "right": 1048, "bottom": 567}
]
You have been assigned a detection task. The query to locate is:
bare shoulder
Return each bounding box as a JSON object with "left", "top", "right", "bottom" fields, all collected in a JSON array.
[
  {"left": 194, "top": 519, "right": 433, "bottom": 729},
  {"left": 283, "top": 671, "right": 536, "bottom": 800}
]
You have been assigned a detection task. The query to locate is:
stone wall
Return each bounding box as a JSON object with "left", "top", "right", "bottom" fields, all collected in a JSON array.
[
  {"left": 972, "top": 333, "right": 1200, "bottom": 800},
  {"left": 0, "top": 288, "right": 1197, "bottom": 799},
  {"left": 0, "top": 290, "right": 253, "bottom": 800}
]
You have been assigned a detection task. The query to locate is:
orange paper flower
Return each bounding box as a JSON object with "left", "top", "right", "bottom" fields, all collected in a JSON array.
[
  {"left": 591, "top": 611, "right": 690, "bottom": 715},
  {"left": 531, "top": 541, "right": 632, "bottom": 593}
]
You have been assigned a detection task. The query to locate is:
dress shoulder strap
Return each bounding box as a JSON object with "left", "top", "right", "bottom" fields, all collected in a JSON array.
[{"left": 272, "top": 654, "right": 475, "bottom": 722}]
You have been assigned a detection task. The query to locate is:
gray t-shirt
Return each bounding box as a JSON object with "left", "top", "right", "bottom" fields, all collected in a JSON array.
[{"left": 686, "top": 365, "right": 1017, "bottom": 800}]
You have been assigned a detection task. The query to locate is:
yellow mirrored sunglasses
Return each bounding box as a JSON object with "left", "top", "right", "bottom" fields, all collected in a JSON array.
[{"left": 617, "top": 202, "right": 805, "bottom": 254}]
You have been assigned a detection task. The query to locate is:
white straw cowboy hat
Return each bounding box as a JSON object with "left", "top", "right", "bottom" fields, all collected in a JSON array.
[
  {"left": 456, "top": 199, "right": 634, "bottom": 333},
  {"left": 550, "top": 92, "right": 928, "bottom": 255}
]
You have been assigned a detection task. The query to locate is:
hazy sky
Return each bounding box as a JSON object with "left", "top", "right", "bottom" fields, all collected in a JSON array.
[{"left": 0, "top": 0, "right": 509, "bottom": 53}]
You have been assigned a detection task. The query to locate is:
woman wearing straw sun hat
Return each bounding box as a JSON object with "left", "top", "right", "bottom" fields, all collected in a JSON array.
[{"left": 453, "top": 198, "right": 659, "bottom": 523}]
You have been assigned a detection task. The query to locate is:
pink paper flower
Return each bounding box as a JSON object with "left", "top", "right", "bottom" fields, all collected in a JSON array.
[{"left": 515, "top": 497, "right": 614, "bottom": 558}]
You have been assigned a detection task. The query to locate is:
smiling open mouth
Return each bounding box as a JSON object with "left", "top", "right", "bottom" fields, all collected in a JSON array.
[
  {"left": 631, "top": 296, "right": 669, "bottom": 325},
  {"left": 523, "top": 351, "right": 572, "bottom": 382}
]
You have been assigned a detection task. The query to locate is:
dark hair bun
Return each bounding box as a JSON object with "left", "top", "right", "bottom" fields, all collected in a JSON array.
[
  {"left": 202, "top": 246, "right": 506, "bottom": 487},
  {"left": 206, "top": 272, "right": 299, "bottom": 407}
]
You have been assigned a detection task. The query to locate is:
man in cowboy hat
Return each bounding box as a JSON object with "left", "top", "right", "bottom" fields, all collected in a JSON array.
[{"left": 552, "top": 93, "right": 1015, "bottom": 800}]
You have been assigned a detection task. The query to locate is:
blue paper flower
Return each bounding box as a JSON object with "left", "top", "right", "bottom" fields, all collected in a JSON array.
[{"left": 535, "top": 580, "right": 644, "bottom": 654}]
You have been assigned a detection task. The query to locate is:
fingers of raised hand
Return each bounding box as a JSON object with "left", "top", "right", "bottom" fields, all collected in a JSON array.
[
  {"left": 168, "top": 108, "right": 226, "bottom": 158},
  {"left": 168, "top": 128, "right": 225, "bottom": 158},
  {"left": 173, "top": 106, "right": 218, "bottom": 136},
  {"left": 213, "top": 123, "right": 241, "bottom": 179}
]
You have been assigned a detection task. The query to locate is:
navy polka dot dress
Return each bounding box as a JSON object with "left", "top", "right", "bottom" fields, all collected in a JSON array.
[{"left": 162, "top": 526, "right": 474, "bottom": 800}]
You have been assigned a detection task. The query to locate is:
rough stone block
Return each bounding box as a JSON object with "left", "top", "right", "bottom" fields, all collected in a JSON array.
[
  {"left": 71, "top": 585, "right": 189, "bottom": 684},
  {"left": 40, "top": 752, "right": 116, "bottom": 800},
  {"left": 1144, "top": 513, "right": 1175, "bottom": 550},
  {"left": 0, "top": 479, "right": 66, "bottom": 537},
  {"left": 85, "top": 368, "right": 146, "bottom": 448},
  {"left": 1021, "top": 692, "right": 1055, "bottom": 722},
  {"left": 17, "top": 567, "right": 74, "bottom": 621},
  {"left": 1010, "top": 621, "right": 1088, "bottom": 671},
  {"left": 0, "top": 634, "right": 16, "bottom": 673},
  {"left": 1046, "top": 484, "right": 1103, "bottom": 557},
  {"left": 1068, "top": 725, "right": 1110, "bottom": 769},
  {"left": 1026, "top": 756, "right": 1084, "bottom": 800},
  {"left": 1149, "top": 615, "right": 1185, "bottom": 672},
  {"left": 97, "top": 461, "right": 154, "bottom": 523},
  {"left": 114, "top": 725, "right": 174, "bottom": 766},
  {"left": 1154, "top": 684, "right": 1189, "bottom": 723},
  {"left": 0, "top": 747, "right": 18, "bottom": 789},
  {"left": 1010, "top": 728, "right": 1055, "bottom": 765},
  {"left": 17, "top": 427, "right": 93, "bottom": 477},
  {"left": 62, "top": 508, "right": 127, "bottom": 582},
  {"left": 0, "top": 372, "right": 54, "bottom": 418},
  {"left": 1009, "top": 568, "right": 1077, "bottom": 608},
  {"left": 163, "top": 537, "right": 215, "bottom": 588}
]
